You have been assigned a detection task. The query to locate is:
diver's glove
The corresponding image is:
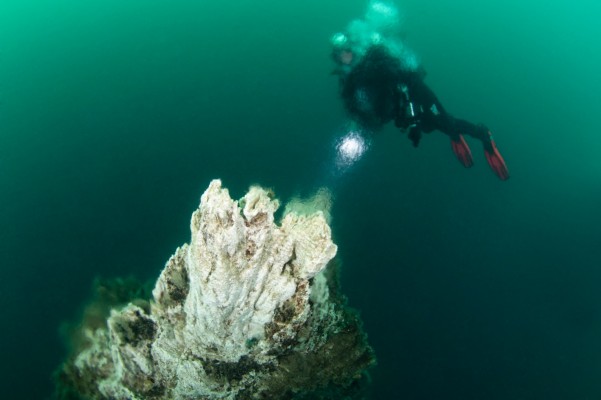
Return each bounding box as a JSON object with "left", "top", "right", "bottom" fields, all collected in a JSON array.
[
  {"left": 483, "top": 131, "right": 510, "bottom": 181},
  {"left": 450, "top": 134, "right": 474, "bottom": 168}
]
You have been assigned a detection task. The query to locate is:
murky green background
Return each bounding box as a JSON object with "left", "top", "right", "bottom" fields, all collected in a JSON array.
[{"left": 1, "top": 0, "right": 600, "bottom": 398}]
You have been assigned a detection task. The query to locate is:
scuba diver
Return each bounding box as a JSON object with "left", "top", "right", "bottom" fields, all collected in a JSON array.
[{"left": 331, "top": 1, "right": 509, "bottom": 180}]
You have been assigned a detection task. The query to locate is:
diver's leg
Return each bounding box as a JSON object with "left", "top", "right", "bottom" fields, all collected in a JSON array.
[
  {"left": 409, "top": 79, "right": 509, "bottom": 179},
  {"left": 415, "top": 106, "right": 475, "bottom": 168},
  {"left": 411, "top": 79, "right": 482, "bottom": 141},
  {"left": 452, "top": 118, "right": 489, "bottom": 143}
]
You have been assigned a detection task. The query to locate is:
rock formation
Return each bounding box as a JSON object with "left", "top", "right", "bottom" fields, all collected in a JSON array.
[{"left": 57, "top": 180, "right": 374, "bottom": 399}]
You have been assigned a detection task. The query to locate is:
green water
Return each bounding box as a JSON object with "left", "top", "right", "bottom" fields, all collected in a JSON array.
[{"left": 1, "top": 0, "right": 600, "bottom": 398}]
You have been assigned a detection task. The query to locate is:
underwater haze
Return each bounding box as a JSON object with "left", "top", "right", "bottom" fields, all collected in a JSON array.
[{"left": 1, "top": 0, "right": 601, "bottom": 398}]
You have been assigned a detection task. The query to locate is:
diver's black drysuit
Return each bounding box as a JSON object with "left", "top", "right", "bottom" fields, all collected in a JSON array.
[{"left": 339, "top": 45, "right": 492, "bottom": 149}]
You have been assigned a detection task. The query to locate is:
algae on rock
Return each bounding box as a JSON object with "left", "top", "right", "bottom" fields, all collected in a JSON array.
[{"left": 57, "top": 180, "right": 374, "bottom": 399}]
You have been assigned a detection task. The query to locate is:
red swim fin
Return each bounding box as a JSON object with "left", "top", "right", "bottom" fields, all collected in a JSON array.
[
  {"left": 450, "top": 135, "right": 474, "bottom": 168},
  {"left": 484, "top": 136, "right": 510, "bottom": 180}
]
